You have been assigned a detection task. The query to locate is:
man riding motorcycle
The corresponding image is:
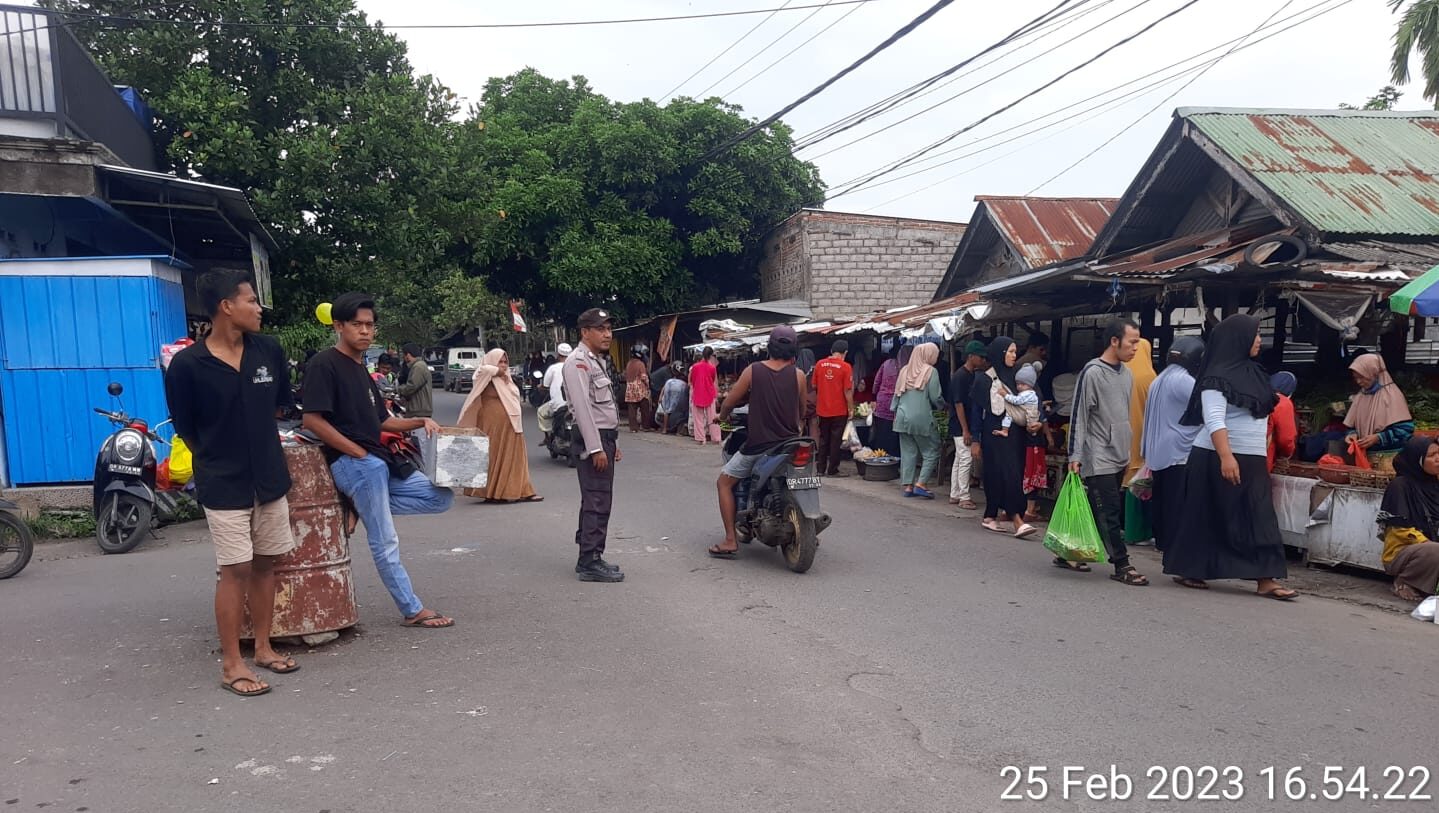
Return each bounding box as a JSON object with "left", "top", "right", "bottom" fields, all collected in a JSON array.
[
  {"left": 538, "top": 343, "right": 572, "bottom": 446},
  {"left": 711, "top": 324, "right": 807, "bottom": 559}
]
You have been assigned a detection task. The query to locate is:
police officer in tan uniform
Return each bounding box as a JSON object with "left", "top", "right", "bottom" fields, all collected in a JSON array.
[{"left": 563, "top": 308, "right": 624, "bottom": 583}]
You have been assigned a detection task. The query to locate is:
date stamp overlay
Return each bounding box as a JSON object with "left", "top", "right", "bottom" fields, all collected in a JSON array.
[{"left": 1000, "top": 765, "right": 1432, "bottom": 803}]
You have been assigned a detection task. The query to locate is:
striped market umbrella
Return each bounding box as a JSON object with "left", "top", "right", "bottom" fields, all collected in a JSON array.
[{"left": 1390, "top": 264, "right": 1439, "bottom": 316}]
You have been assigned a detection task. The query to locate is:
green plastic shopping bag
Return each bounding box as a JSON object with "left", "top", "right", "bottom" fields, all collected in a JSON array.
[{"left": 1043, "top": 472, "right": 1109, "bottom": 564}]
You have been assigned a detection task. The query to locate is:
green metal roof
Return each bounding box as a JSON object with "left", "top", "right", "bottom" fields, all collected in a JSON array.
[{"left": 1182, "top": 108, "right": 1439, "bottom": 238}]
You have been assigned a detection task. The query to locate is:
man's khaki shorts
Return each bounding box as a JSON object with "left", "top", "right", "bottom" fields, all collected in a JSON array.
[{"left": 205, "top": 497, "right": 296, "bottom": 566}]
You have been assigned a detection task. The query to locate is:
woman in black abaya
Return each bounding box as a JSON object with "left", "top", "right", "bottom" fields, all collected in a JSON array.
[
  {"left": 972, "top": 337, "right": 1034, "bottom": 538},
  {"left": 1162, "top": 314, "right": 1297, "bottom": 600}
]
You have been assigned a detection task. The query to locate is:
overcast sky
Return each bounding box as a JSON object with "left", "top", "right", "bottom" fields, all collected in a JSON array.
[
  {"left": 28, "top": 0, "right": 1410, "bottom": 223},
  {"left": 348, "top": 0, "right": 1411, "bottom": 224}
]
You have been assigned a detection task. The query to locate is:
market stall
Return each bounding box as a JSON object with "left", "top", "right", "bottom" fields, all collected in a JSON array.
[{"left": 1272, "top": 461, "right": 1391, "bottom": 572}]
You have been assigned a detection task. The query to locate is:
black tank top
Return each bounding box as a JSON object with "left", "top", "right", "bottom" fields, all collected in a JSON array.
[{"left": 743, "top": 362, "right": 801, "bottom": 454}]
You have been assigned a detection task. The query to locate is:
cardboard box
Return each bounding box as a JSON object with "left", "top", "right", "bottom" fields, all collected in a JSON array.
[{"left": 419, "top": 427, "right": 489, "bottom": 489}]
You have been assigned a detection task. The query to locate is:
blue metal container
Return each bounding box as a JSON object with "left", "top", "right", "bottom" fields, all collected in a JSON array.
[{"left": 0, "top": 257, "right": 187, "bottom": 485}]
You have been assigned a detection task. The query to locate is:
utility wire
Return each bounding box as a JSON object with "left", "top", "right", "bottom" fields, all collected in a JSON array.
[
  {"left": 829, "top": 0, "right": 1204, "bottom": 198},
  {"left": 723, "top": 0, "right": 870, "bottom": 97},
  {"left": 693, "top": 0, "right": 839, "bottom": 99},
  {"left": 43, "top": 1, "right": 882, "bottom": 30},
  {"left": 1025, "top": 0, "right": 1296, "bottom": 194},
  {"left": 836, "top": 0, "right": 1351, "bottom": 205},
  {"left": 797, "top": 0, "right": 1121, "bottom": 145},
  {"left": 660, "top": 0, "right": 797, "bottom": 100},
  {"left": 697, "top": 0, "right": 957, "bottom": 163},
  {"left": 792, "top": 0, "right": 1089, "bottom": 150},
  {"left": 801, "top": 0, "right": 1159, "bottom": 159}
]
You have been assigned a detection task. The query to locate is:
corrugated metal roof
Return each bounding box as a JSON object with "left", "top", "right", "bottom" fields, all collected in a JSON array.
[
  {"left": 976, "top": 196, "right": 1118, "bottom": 267},
  {"left": 1184, "top": 109, "right": 1439, "bottom": 237}
]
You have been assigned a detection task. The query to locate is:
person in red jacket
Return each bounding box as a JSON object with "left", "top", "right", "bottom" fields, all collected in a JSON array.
[{"left": 1268, "top": 371, "right": 1298, "bottom": 472}]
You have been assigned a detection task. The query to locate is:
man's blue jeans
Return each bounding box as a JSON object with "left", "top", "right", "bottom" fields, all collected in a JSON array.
[{"left": 330, "top": 454, "right": 453, "bottom": 617}]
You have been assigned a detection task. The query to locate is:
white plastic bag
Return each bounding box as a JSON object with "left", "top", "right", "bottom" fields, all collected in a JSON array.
[
  {"left": 841, "top": 420, "right": 861, "bottom": 451},
  {"left": 1412, "top": 595, "right": 1437, "bottom": 622}
]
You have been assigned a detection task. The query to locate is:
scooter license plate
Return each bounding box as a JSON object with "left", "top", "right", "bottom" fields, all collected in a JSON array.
[
  {"left": 108, "top": 464, "right": 142, "bottom": 475},
  {"left": 786, "top": 476, "right": 821, "bottom": 490}
]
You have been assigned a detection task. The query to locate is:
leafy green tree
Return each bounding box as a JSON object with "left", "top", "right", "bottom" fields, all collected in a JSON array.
[
  {"left": 452, "top": 70, "right": 825, "bottom": 322},
  {"left": 1390, "top": 0, "right": 1439, "bottom": 107},
  {"left": 1340, "top": 85, "right": 1404, "bottom": 110},
  {"left": 43, "top": 0, "right": 470, "bottom": 326}
]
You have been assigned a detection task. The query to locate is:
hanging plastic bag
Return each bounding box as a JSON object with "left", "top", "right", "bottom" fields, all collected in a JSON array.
[
  {"left": 1127, "top": 465, "right": 1153, "bottom": 501},
  {"left": 1043, "top": 472, "right": 1109, "bottom": 564},
  {"left": 1349, "top": 438, "right": 1372, "bottom": 470},
  {"left": 1412, "top": 595, "right": 1437, "bottom": 623},
  {"left": 168, "top": 436, "right": 194, "bottom": 486}
]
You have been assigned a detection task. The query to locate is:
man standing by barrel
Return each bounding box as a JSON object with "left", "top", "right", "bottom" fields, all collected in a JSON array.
[
  {"left": 563, "top": 308, "right": 625, "bottom": 583},
  {"left": 165, "top": 269, "right": 298, "bottom": 698}
]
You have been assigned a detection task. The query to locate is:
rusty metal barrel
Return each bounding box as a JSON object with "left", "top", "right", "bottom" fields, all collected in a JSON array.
[{"left": 240, "top": 444, "right": 358, "bottom": 639}]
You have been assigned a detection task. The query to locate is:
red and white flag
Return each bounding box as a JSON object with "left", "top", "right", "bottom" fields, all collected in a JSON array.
[{"left": 510, "top": 300, "right": 527, "bottom": 333}]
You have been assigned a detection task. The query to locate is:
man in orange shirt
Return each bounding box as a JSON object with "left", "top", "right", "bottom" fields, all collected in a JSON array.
[{"left": 813, "top": 340, "right": 855, "bottom": 477}]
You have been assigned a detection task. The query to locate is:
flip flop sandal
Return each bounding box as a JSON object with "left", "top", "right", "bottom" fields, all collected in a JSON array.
[
  {"left": 707, "top": 546, "right": 739, "bottom": 560},
  {"left": 1053, "top": 557, "right": 1091, "bottom": 572},
  {"left": 981, "top": 520, "right": 1007, "bottom": 533},
  {"left": 255, "top": 656, "right": 300, "bottom": 674},
  {"left": 1014, "top": 524, "right": 1037, "bottom": 539},
  {"left": 220, "top": 677, "right": 271, "bottom": 697},
  {"left": 521, "top": 495, "right": 545, "bottom": 502},
  {"left": 958, "top": 500, "right": 979, "bottom": 510},
  {"left": 1172, "top": 577, "right": 1209, "bottom": 590},
  {"left": 1257, "top": 588, "right": 1298, "bottom": 601},
  {"left": 911, "top": 487, "right": 935, "bottom": 500},
  {"left": 403, "top": 611, "right": 455, "bottom": 629}
]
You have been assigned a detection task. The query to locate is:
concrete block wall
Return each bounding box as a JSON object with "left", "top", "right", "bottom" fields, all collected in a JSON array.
[{"left": 760, "top": 210, "right": 965, "bottom": 322}]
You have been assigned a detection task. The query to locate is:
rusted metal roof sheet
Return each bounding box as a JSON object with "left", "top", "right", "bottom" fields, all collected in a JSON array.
[
  {"left": 976, "top": 196, "right": 1118, "bottom": 267},
  {"left": 1183, "top": 108, "right": 1439, "bottom": 237}
]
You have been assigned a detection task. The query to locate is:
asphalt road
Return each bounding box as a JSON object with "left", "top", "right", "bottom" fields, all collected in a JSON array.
[{"left": 4, "top": 391, "right": 1437, "bottom": 812}]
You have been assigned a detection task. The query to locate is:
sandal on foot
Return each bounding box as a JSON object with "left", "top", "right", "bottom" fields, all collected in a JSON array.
[
  {"left": 402, "top": 610, "right": 455, "bottom": 629},
  {"left": 521, "top": 495, "right": 544, "bottom": 503},
  {"left": 981, "top": 519, "right": 1005, "bottom": 533},
  {"left": 1257, "top": 587, "right": 1298, "bottom": 601},
  {"left": 1172, "top": 577, "right": 1209, "bottom": 590},
  {"left": 958, "top": 500, "right": 979, "bottom": 510},
  {"left": 911, "top": 487, "right": 935, "bottom": 500},
  {"left": 255, "top": 655, "right": 300, "bottom": 674},
  {"left": 1110, "top": 566, "right": 1149, "bottom": 586},
  {"left": 707, "top": 545, "right": 738, "bottom": 560},
  {"left": 1014, "top": 524, "right": 1037, "bottom": 539},
  {"left": 1392, "top": 581, "right": 1423, "bottom": 602},
  {"left": 1053, "top": 557, "right": 1091, "bottom": 572},
  {"left": 220, "top": 676, "right": 271, "bottom": 697}
]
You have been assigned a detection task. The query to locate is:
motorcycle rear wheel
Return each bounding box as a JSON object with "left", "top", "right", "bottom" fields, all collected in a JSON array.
[
  {"left": 0, "top": 511, "right": 34, "bottom": 579},
  {"left": 96, "top": 493, "right": 151, "bottom": 554},
  {"left": 780, "top": 502, "right": 818, "bottom": 573}
]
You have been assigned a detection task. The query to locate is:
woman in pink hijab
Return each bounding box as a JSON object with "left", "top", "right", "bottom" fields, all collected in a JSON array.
[{"left": 458, "top": 349, "right": 541, "bottom": 503}]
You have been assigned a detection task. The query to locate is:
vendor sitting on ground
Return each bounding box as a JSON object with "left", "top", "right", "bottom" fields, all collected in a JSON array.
[
  {"left": 1378, "top": 436, "right": 1439, "bottom": 601},
  {"left": 1346, "top": 353, "right": 1414, "bottom": 454}
]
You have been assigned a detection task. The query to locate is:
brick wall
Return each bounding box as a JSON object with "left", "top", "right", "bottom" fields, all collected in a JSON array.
[{"left": 759, "top": 210, "right": 965, "bottom": 321}]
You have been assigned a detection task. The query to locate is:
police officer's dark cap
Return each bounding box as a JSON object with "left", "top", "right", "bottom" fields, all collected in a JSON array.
[{"left": 578, "top": 308, "right": 615, "bottom": 329}]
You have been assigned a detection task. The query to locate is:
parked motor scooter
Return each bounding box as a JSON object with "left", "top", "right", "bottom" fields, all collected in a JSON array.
[
  {"left": 0, "top": 499, "right": 34, "bottom": 579},
  {"left": 545, "top": 403, "right": 578, "bottom": 468},
  {"left": 720, "top": 408, "right": 831, "bottom": 573},
  {"left": 92, "top": 382, "right": 170, "bottom": 554}
]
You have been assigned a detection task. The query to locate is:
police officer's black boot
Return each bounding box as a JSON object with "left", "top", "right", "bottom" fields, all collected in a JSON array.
[{"left": 576, "top": 553, "right": 624, "bottom": 582}]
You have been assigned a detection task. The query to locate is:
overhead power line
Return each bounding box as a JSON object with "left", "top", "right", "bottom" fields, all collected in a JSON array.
[
  {"left": 697, "top": 0, "right": 958, "bottom": 163},
  {"left": 722, "top": 0, "right": 871, "bottom": 97},
  {"left": 836, "top": 0, "right": 1353, "bottom": 205},
  {"left": 793, "top": 0, "right": 1092, "bottom": 151},
  {"left": 44, "top": 1, "right": 882, "bottom": 31},
  {"left": 829, "top": 0, "right": 1205, "bottom": 199},
  {"left": 660, "top": 0, "right": 798, "bottom": 100},
  {"left": 692, "top": 0, "right": 840, "bottom": 99},
  {"left": 800, "top": 0, "right": 1159, "bottom": 159},
  {"left": 1025, "top": 0, "right": 1298, "bottom": 194}
]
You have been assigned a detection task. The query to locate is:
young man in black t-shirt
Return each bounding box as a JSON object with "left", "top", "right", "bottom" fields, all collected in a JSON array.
[
  {"left": 301, "top": 292, "right": 457, "bottom": 629},
  {"left": 166, "top": 270, "right": 298, "bottom": 697}
]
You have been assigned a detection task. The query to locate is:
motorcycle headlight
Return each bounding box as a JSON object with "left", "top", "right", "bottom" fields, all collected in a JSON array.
[{"left": 115, "top": 430, "right": 144, "bottom": 463}]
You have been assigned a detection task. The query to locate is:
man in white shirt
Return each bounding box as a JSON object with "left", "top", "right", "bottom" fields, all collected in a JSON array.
[{"left": 538, "top": 343, "right": 572, "bottom": 446}]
